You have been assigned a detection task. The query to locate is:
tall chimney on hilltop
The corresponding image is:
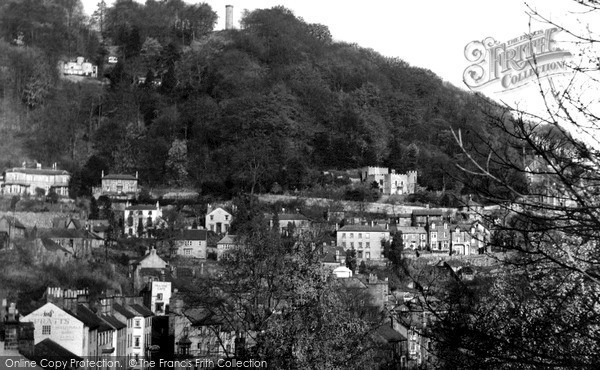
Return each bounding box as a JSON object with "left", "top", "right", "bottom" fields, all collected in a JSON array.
[{"left": 225, "top": 5, "right": 233, "bottom": 30}]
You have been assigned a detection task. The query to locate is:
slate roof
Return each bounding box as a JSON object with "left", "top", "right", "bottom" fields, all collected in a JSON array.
[
  {"left": 40, "top": 238, "right": 71, "bottom": 254},
  {"left": 39, "top": 228, "right": 87, "bottom": 239},
  {"left": 113, "top": 303, "right": 136, "bottom": 319},
  {"left": 376, "top": 324, "right": 407, "bottom": 342},
  {"left": 1, "top": 216, "right": 26, "bottom": 229},
  {"left": 6, "top": 168, "right": 69, "bottom": 175},
  {"left": 338, "top": 225, "right": 387, "bottom": 232},
  {"left": 175, "top": 229, "right": 207, "bottom": 241},
  {"left": 103, "top": 174, "right": 137, "bottom": 180},
  {"left": 67, "top": 304, "right": 103, "bottom": 330},
  {"left": 217, "top": 234, "right": 238, "bottom": 245},
  {"left": 412, "top": 209, "right": 444, "bottom": 216},
  {"left": 129, "top": 304, "right": 153, "bottom": 317},
  {"left": 277, "top": 213, "right": 309, "bottom": 221},
  {"left": 101, "top": 315, "right": 126, "bottom": 330},
  {"left": 34, "top": 338, "right": 82, "bottom": 362},
  {"left": 396, "top": 226, "right": 426, "bottom": 234},
  {"left": 126, "top": 204, "right": 159, "bottom": 211}
]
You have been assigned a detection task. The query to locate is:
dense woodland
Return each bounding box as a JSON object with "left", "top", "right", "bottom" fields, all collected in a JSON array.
[{"left": 0, "top": 0, "right": 518, "bottom": 200}]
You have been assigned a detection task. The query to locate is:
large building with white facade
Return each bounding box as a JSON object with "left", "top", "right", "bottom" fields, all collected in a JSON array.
[
  {"left": 360, "top": 167, "right": 418, "bottom": 195},
  {"left": 336, "top": 225, "right": 390, "bottom": 261},
  {"left": 1, "top": 163, "right": 70, "bottom": 197}
]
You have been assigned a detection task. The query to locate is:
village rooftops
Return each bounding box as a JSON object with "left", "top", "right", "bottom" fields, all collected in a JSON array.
[{"left": 338, "top": 224, "right": 388, "bottom": 232}]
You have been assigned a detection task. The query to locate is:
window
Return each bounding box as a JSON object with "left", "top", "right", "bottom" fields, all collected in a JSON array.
[
  {"left": 358, "top": 233, "right": 362, "bottom": 239},
  {"left": 365, "top": 233, "right": 370, "bottom": 239},
  {"left": 431, "top": 232, "right": 437, "bottom": 239},
  {"left": 342, "top": 233, "right": 346, "bottom": 239},
  {"left": 42, "top": 325, "right": 51, "bottom": 335},
  {"left": 366, "top": 242, "right": 370, "bottom": 249},
  {"left": 357, "top": 251, "right": 363, "bottom": 258},
  {"left": 184, "top": 248, "right": 192, "bottom": 255},
  {"left": 350, "top": 242, "right": 354, "bottom": 248},
  {"left": 358, "top": 242, "right": 362, "bottom": 249},
  {"left": 157, "top": 293, "right": 163, "bottom": 300},
  {"left": 444, "top": 223, "right": 448, "bottom": 229},
  {"left": 134, "top": 336, "right": 140, "bottom": 347},
  {"left": 365, "top": 252, "right": 370, "bottom": 259},
  {"left": 135, "top": 319, "right": 141, "bottom": 328},
  {"left": 225, "top": 215, "right": 229, "bottom": 220},
  {"left": 210, "top": 215, "right": 214, "bottom": 221},
  {"left": 349, "top": 233, "right": 354, "bottom": 238}
]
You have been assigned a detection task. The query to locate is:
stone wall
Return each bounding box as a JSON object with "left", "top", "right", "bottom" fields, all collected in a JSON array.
[{"left": 0, "top": 211, "right": 80, "bottom": 229}]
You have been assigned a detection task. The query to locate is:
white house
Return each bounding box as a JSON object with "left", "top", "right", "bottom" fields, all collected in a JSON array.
[
  {"left": 21, "top": 302, "right": 86, "bottom": 357},
  {"left": 124, "top": 201, "right": 163, "bottom": 237},
  {"left": 336, "top": 225, "right": 390, "bottom": 261},
  {"left": 332, "top": 266, "right": 353, "bottom": 278},
  {"left": 112, "top": 303, "right": 153, "bottom": 367},
  {"left": 216, "top": 234, "right": 242, "bottom": 260},
  {"left": 205, "top": 206, "right": 232, "bottom": 234},
  {"left": 174, "top": 229, "right": 207, "bottom": 258}
]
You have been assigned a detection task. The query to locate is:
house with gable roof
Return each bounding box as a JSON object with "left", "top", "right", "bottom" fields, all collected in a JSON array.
[
  {"left": 205, "top": 205, "right": 232, "bottom": 234},
  {"left": 0, "top": 215, "right": 27, "bottom": 249},
  {"left": 93, "top": 171, "right": 140, "bottom": 200},
  {"left": 174, "top": 229, "right": 207, "bottom": 258},
  {"left": 130, "top": 247, "right": 169, "bottom": 291}
]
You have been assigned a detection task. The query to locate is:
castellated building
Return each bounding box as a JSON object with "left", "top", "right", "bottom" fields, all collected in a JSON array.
[{"left": 360, "top": 167, "right": 418, "bottom": 195}]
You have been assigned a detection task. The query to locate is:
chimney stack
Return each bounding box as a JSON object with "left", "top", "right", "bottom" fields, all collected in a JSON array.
[{"left": 225, "top": 5, "right": 233, "bottom": 30}]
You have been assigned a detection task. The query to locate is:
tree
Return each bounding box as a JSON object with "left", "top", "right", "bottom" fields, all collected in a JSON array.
[
  {"left": 358, "top": 260, "right": 367, "bottom": 275},
  {"left": 425, "top": 3, "right": 600, "bottom": 367},
  {"left": 383, "top": 232, "right": 404, "bottom": 267},
  {"left": 345, "top": 248, "right": 357, "bottom": 274},
  {"left": 47, "top": 188, "right": 59, "bottom": 203},
  {"left": 166, "top": 139, "right": 188, "bottom": 186},
  {"left": 180, "top": 207, "right": 386, "bottom": 369}
]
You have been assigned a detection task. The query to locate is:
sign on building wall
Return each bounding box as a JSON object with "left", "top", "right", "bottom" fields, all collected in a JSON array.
[{"left": 21, "top": 303, "right": 85, "bottom": 356}]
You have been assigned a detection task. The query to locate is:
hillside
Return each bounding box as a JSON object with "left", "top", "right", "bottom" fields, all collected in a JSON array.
[{"left": 0, "top": 1, "right": 514, "bottom": 199}]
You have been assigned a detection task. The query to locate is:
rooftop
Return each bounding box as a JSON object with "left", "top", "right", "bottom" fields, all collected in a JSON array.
[
  {"left": 338, "top": 225, "right": 388, "bottom": 232},
  {"left": 103, "top": 174, "right": 137, "bottom": 180},
  {"left": 5, "top": 168, "right": 69, "bottom": 176}
]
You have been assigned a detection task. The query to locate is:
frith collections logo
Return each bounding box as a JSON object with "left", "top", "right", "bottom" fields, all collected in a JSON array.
[{"left": 463, "top": 28, "right": 572, "bottom": 92}]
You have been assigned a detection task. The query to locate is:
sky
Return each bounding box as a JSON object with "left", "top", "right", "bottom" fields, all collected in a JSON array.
[{"left": 80, "top": 0, "right": 600, "bottom": 143}]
